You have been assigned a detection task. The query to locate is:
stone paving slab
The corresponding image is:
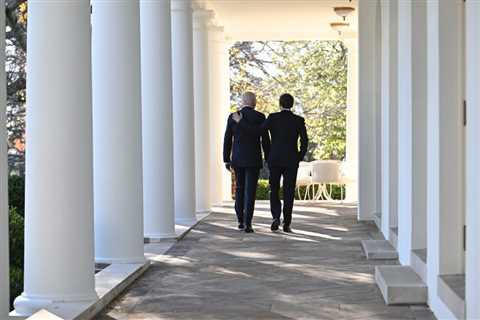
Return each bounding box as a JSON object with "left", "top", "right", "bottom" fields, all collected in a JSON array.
[{"left": 97, "top": 203, "right": 435, "bottom": 320}]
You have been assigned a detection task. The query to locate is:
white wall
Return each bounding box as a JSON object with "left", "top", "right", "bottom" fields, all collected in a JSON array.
[
  {"left": 426, "top": 0, "right": 464, "bottom": 318},
  {"left": 465, "top": 1, "right": 480, "bottom": 318},
  {"left": 397, "top": 0, "right": 428, "bottom": 265},
  {"left": 380, "top": 0, "right": 399, "bottom": 238},
  {"left": 410, "top": 1, "right": 428, "bottom": 252}
]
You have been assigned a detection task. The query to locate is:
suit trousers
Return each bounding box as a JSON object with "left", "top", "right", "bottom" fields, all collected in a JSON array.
[
  {"left": 234, "top": 167, "right": 260, "bottom": 226},
  {"left": 269, "top": 166, "right": 298, "bottom": 227}
]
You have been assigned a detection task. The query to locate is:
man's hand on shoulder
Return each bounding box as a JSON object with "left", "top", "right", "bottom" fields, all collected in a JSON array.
[{"left": 232, "top": 111, "right": 242, "bottom": 123}]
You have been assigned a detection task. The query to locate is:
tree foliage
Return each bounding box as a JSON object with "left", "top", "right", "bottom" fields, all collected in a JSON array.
[
  {"left": 230, "top": 41, "right": 347, "bottom": 160},
  {"left": 5, "top": 0, "right": 27, "bottom": 172}
]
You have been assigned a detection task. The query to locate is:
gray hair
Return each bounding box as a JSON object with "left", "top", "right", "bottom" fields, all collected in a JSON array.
[{"left": 241, "top": 92, "right": 257, "bottom": 108}]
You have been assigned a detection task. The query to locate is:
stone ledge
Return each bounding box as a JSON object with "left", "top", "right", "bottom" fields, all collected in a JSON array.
[
  {"left": 375, "top": 265, "right": 427, "bottom": 305},
  {"left": 389, "top": 227, "right": 398, "bottom": 250},
  {"left": 15, "top": 212, "right": 209, "bottom": 320},
  {"left": 361, "top": 240, "right": 398, "bottom": 260},
  {"left": 13, "top": 262, "right": 150, "bottom": 320},
  {"left": 411, "top": 249, "right": 427, "bottom": 283},
  {"left": 373, "top": 212, "right": 382, "bottom": 230}
]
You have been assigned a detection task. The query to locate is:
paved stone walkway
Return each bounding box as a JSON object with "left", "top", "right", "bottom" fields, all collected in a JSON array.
[{"left": 98, "top": 202, "right": 435, "bottom": 320}]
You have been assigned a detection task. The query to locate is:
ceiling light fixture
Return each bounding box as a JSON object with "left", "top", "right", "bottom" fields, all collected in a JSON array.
[
  {"left": 330, "top": 22, "right": 350, "bottom": 35},
  {"left": 334, "top": 7, "right": 355, "bottom": 21}
]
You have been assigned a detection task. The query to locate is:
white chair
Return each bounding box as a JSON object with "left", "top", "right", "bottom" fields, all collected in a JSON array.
[
  {"left": 296, "top": 162, "right": 313, "bottom": 200},
  {"left": 310, "top": 160, "right": 341, "bottom": 200}
]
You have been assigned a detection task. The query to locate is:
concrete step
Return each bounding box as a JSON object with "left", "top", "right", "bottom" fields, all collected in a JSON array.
[
  {"left": 438, "top": 274, "right": 465, "bottom": 320},
  {"left": 361, "top": 240, "right": 398, "bottom": 260},
  {"left": 375, "top": 265, "right": 427, "bottom": 305}
]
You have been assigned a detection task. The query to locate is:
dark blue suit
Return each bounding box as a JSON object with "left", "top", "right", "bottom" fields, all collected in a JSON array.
[
  {"left": 223, "top": 106, "right": 270, "bottom": 226},
  {"left": 239, "top": 110, "right": 308, "bottom": 226}
]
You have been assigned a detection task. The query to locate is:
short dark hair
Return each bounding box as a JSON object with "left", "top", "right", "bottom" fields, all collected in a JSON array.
[{"left": 279, "top": 93, "right": 294, "bottom": 109}]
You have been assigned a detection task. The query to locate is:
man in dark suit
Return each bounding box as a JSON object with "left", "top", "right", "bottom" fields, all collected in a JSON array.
[
  {"left": 232, "top": 93, "right": 308, "bottom": 233},
  {"left": 223, "top": 92, "right": 270, "bottom": 233}
]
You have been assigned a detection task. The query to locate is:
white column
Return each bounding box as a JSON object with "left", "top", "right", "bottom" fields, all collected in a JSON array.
[
  {"left": 358, "top": 0, "right": 381, "bottom": 221},
  {"left": 380, "top": 0, "right": 399, "bottom": 238},
  {"left": 140, "top": 0, "right": 176, "bottom": 239},
  {"left": 193, "top": 9, "right": 214, "bottom": 213},
  {"left": 345, "top": 39, "right": 358, "bottom": 203},
  {"left": 465, "top": 1, "right": 480, "bottom": 318},
  {"left": 92, "top": 0, "right": 145, "bottom": 263},
  {"left": 221, "top": 40, "right": 232, "bottom": 202},
  {"left": 427, "top": 0, "right": 464, "bottom": 317},
  {"left": 396, "top": 0, "right": 413, "bottom": 265},
  {"left": 0, "top": 0, "right": 8, "bottom": 317},
  {"left": 209, "top": 26, "right": 229, "bottom": 205},
  {"left": 13, "top": 1, "right": 97, "bottom": 316},
  {"left": 172, "top": 0, "right": 197, "bottom": 224},
  {"left": 397, "top": 0, "right": 428, "bottom": 265}
]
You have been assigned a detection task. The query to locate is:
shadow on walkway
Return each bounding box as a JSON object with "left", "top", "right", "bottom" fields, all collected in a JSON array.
[{"left": 97, "top": 202, "right": 435, "bottom": 320}]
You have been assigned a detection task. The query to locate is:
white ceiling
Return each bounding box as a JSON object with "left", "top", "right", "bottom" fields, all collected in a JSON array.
[{"left": 201, "top": 0, "right": 358, "bottom": 41}]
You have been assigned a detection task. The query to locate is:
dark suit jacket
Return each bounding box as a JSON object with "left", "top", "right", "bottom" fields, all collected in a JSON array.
[
  {"left": 239, "top": 110, "right": 308, "bottom": 168},
  {"left": 223, "top": 106, "right": 271, "bottom": 168}
]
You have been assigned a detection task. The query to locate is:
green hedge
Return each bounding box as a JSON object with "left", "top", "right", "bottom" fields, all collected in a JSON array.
[
  {"left": 8, "top": 175, "right": 24, "bottom": 216},
  {"left": 8, "top": 175, "right": 25, "bottom": 309},
  {"left": 256, "top": 179, "right": 345, "bottom": 200}
]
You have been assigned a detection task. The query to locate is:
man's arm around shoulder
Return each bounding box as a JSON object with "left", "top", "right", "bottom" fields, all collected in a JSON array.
[{"left": 223, "top": 115, "right": 234, "bottom": 170}]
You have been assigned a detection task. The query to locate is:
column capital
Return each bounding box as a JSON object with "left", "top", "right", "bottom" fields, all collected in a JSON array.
[
  {"left": 171, "top": 0, "right": 192, "bottom": 12},
  {"left": 208, "top": 25, "right": 225, "bottom": 41},
  {"left": 193, "top": 9, "right": 214, "bottom": 30}
]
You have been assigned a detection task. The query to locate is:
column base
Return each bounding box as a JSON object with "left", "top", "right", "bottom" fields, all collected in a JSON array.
[
  {"left": 144, "top": 232, "right": 177, "bottom": 242},
  {"left": 12, "top": 291, "right": 98, "bottom": 318},
  {"left": 94, "top": 256, "right": 146, "bottom": 265},
  {"left": 175, "top": 217, "right": 198, "bottom": 226}
]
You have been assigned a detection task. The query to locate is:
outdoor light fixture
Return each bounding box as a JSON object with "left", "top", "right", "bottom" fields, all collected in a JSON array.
[
  {"left": 334, "top": 7, "right": 355, "bottom": 21},
  {"left": 330, "top": 22, "right": 350, "bottom": 35}
]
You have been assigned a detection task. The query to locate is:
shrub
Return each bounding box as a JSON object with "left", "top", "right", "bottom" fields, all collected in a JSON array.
[
  {"left": 9, "top": 206, "right": 24, "bottom": 309},
  {"left": 256, "top": 180, "right": 270, "bottom": 200},
  {"left": 8, "top": 175, "right": 24, "bottom": 216},
  {"left": 8, "top": 175, "right": 25, "bottom": 309},
  {"left": 9, "top": 266, "right": 22, "bottom": 308}
]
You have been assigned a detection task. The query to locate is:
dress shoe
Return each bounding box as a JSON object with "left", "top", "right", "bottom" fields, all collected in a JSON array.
[
  {"left": 283, "top": 225, "right": 293, "bottom": 233},
  {"left": 238, "top": 223, "right": 245, "bottom": 230},
  {"left": 245, "top": 225, "right": 255, "bottom": 233},
  {"left": 271, "top": 219, "right": 280, "bottom": 231}
]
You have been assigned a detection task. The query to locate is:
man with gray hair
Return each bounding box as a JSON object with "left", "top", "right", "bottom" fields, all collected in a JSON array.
[{"left": 223, "top": 92, "right": 270, "bottom": 233}]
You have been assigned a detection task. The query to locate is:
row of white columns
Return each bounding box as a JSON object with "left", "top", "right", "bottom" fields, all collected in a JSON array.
[
  {"left": 4, "top": 0, "right": 230, "bottom": 317},
  {"left": 359, "top": 0, "right": 480, "bottom": 318}
]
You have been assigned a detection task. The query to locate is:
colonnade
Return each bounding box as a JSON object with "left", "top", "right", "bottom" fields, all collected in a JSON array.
[
  {"left": 358, "top": 0, "right": 479, "bottom": 318},
  {"left": 0, "top": 0, "right": 230, "bottom": 317}
]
